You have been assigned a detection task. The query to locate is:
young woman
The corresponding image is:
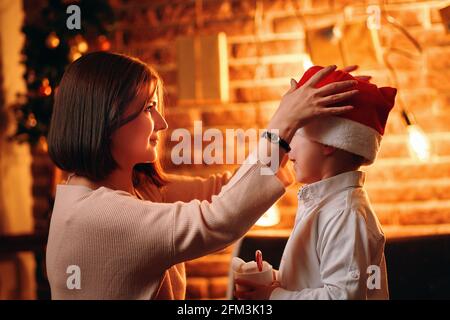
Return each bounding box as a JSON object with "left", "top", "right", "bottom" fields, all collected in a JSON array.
[{"left": 46, "top": 52, "right": 358, "bottom": 299}]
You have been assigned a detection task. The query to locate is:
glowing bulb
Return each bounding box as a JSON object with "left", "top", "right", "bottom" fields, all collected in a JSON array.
[
  {"left": 77, "top": 40, "right": 88, "bottom": 53},
  {"left": 73, "top": 34, "right": 89, "bottom": 53},
  {"left": 72, "top": 52, "right": 82, "bottom": 61},
  {"left": 40, "top": 78, "right": 52, "bottom": 96},
  {"left": 407, "top": 124, "right": 431, "bottom": 162},
  {"left": 43, "top": 86, "right": 52, "bottom": 96},
  {"left": 39, "top": 136, "right": 48, "bottom": 153},
  {"left": 26, "top": 113, "right": 37, "bottom": 128},
  {"left": 69, "top": 47, "right": 82, "bottom": 62},
  {"left": 98, "top": 35, "right": 111, "bottom": 51},
  {"left": 46, "top": 32, "right": 60, "bottom": 49},
  {"left": 256, "top": 205, "right": 280, "bottom": 227}
]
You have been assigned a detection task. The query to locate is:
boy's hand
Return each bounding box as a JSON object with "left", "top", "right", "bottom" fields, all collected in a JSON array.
[{"left": 234, "top": 279, "right": 281, "bottom": 300}]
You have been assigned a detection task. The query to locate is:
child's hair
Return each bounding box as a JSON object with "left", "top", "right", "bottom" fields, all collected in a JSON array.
[{"left": 48, "top": 51, "right": 167, "bottom": 187}]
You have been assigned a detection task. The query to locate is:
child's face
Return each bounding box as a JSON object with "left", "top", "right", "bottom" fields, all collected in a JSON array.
[{"left": 288, "top": 134, "right": 327, "bottom": 184}]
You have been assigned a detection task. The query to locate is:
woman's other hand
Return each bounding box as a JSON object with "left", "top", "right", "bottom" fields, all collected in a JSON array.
[{"left": 275, "top": 154, "right": 295, "bottom": 188}]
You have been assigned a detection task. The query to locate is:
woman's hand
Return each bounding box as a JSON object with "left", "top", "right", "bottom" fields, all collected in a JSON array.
[
  {"left": 275, "top": 154, "right": 295, "bottom": 188},
  {"left": 342, "top": 65, "right": 371, "bottom": 81},
  {"left": 267, "top": 65, "right": 358, "bottom": 144},
  {"left": 234, "top": 278, "right": 281, "bottom": 300}
]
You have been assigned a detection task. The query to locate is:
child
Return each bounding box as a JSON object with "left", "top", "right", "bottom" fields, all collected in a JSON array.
[{"left": 235, "top": 66, "right": 397, "bottom": 300}]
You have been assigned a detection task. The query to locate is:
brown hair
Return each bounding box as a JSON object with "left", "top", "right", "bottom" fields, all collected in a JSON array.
[{"left": 48, "top": 51, "right": 167, "bottom": 187}]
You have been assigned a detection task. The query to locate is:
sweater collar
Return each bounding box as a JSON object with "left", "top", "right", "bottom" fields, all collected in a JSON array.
[{"left": 297, "top": 171, "right": 365, "bottom": 206}]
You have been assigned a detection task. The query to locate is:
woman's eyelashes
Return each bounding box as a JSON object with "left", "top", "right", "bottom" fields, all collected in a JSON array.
[{"left": 144, "top": 101, "right": 157, "bottom": 112}]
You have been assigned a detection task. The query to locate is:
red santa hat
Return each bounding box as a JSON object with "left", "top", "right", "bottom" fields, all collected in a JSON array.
[{"left": 295, "top": 66, "right": 397, "bottom": 165}]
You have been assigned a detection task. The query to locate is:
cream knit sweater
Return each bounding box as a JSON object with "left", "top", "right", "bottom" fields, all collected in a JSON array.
[
  {"left": 46, "top": 157, "right": 285, "bottom": 299},
  {"left": 137, "top": 170, "right": 233, "bottom": 300}
]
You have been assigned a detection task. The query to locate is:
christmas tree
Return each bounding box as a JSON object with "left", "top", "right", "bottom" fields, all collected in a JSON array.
[{"left": 13, "top": 0, "right": 115, "bottom": 145}]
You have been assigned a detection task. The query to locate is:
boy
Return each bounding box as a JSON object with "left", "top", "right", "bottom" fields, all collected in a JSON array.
[{"left": 235, "top": 66, "right": 397, "bottom": 300}]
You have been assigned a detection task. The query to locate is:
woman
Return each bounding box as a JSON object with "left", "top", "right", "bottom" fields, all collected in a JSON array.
[{"left": 46, "top": 52, "right": 358, "bottom": 299}]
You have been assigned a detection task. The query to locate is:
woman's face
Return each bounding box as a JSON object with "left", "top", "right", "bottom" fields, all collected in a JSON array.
[{"left": 111, "top": 82, "right": 168, "bottom": 170}]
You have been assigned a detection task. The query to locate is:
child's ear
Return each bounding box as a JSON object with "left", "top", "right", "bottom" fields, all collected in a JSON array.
[{"left": 321, "top": 145, "right": 336, "bottom": 156}]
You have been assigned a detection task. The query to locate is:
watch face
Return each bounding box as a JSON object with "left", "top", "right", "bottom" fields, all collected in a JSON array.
[{"left": 270, "top": 133, "right": 280, "bottom": 143}]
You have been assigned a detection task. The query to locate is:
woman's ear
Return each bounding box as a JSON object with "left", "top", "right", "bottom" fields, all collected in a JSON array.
[{"left": 321, "top": 144, "right": 336, "bottom": 156}]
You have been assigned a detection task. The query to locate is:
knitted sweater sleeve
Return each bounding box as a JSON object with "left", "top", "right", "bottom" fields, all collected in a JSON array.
[
  {"left": 161, "top": 171, "right": 233, "bottom": 203},
  {"left": 115, "top": 157, "right": 284, "bottom": 270}
]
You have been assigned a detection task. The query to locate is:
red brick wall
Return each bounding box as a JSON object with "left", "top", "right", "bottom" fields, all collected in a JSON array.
[{"left": 110, "top": 0, "right": 450, "bottom": 299}]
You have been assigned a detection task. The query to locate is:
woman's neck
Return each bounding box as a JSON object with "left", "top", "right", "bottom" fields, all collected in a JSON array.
[
  {"left": 100, "top": 169, "right": 136, "bottom": 195},
  {"left": 67, "top": 169, "right": 136, "bottom": 196}
]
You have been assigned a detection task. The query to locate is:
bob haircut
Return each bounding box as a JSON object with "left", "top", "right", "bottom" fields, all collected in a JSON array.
[{"left": 48, "top": 51, "right": 167, "bottom": 187}]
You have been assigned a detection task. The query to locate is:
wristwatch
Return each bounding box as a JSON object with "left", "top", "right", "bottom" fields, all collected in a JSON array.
[{"left": 261, "top": 130, "right": 291, "bottom": 152}]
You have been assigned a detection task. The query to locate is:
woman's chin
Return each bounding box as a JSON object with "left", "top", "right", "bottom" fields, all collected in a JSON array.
[{"left": 145, "top": 144, "right": 158, "bottom": 158}]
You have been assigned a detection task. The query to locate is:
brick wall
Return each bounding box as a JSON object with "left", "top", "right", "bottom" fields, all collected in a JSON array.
[{"left": 110, "top": 0, "right": 450, "bottom": 299}]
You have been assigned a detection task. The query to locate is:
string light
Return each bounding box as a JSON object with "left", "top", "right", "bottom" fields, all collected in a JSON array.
[
  {"left": 77, "top": 39, "right": 88, "bottom": 53},
  {"left": 98, "top": 35, "right": 111, "bottom": 51},
  {"left": 26, "top": 113, "right": 37, "bottom": 128},
  {"left": 74, "top": 34, "right": 89, "bottom": 53},
  {"left": 39, "top": 78, "right": 52, "bottom": 96},
  {"left": 69, "top": 46, "right": 82, "bottom": 62},
  {"left": 45, "top": 32, "right": 60, "bottom": 49},
  {"left": 39, "top": 136, "right": 48, "bottom": 153},
  {"left": 14, "top": 0, "right": 115, "bottom": 145}
]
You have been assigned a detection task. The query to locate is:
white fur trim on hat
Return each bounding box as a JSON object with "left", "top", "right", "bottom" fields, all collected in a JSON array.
[{"left": 295, "top": 116, "right": 382, "bottom": 165}]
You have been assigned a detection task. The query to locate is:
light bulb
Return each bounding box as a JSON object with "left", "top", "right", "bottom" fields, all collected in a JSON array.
[
  {"left": 40, "top": 78, "right": 52, "bottom": 96},
  {"left": 69, "top": 47, "right": 82, "bottom": 62},
  {"left": 77, "top": 40, "right": 88, "bottom": 53},
  {"left": 46, "top": 32, "right": 60, "bottom": 49},
  {"left": 407, "top": 124, "right": 431, "bottom": 162},
  {"left": 256, "top": 204, "right": 280, "bottom": 227},
  {"left": 98, "top": 35, "right": 111, "bottom": 51}
]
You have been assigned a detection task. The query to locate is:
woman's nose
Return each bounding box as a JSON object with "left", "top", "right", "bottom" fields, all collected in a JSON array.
[{"left": 154, "top": 110, "right": 168, "bottom": 132}]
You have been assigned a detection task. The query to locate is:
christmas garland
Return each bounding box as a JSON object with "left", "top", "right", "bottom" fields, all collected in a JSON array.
[{"left": 13, "top": 0, "right": 115, "bottom": 145}]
